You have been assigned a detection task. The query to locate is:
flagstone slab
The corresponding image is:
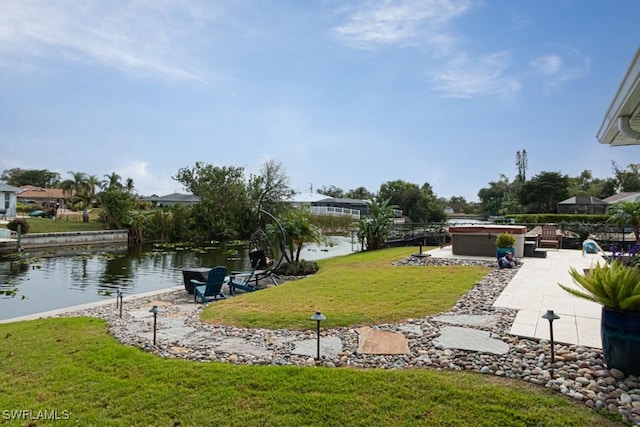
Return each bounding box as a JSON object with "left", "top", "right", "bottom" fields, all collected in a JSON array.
[
  {"left": 431, "top": 314, "right": 499, "bottom": 328},
  {"left": 397, "top": 324, "right": 423, "bottom": 337},
  {"left": 356, "top": 326, "right": 409, "bottom": 355},
  {"left": 215, "top": 337, "right": 273, "bottom": 358},
  {"left": 291, "top": 336, "right": 343, "bottom": 359},
  {"left": 433, "top": 326, "right": 509, "bottom": 355}
]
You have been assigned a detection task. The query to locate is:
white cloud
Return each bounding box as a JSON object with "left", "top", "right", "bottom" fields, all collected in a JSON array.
[
  {"left": 0, "top": 0, "right": 222, "bottom": 82},
  {"left": 530, "top": 55, "right": 562, "bottom": 75},
  {"left": 115, "top": 160, "right": 180, "bottom": 196},
  {"left": 429, "top": 52, "right": 521, "bottom": 98},
  {"left": 529, "top": 49, "right": 590, "bottom": 88},
  {"left": 332, "top": 0, "right": 471, "bottom": 50}
]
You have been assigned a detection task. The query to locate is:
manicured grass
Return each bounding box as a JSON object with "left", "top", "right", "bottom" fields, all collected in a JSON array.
[
  {"left": 8, "top": 217, "right": 105, "bottom": 233},
  {"left": 0, "top": 317, "right": 622, "bottom": 426},
  {"left": 201, "top": 247, "right": 490, "bottom": 329}
]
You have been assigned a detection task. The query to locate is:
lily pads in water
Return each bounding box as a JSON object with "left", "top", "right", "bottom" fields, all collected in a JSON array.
[{"left": 223, "top": 249, "right": 239, "bottom": 257}]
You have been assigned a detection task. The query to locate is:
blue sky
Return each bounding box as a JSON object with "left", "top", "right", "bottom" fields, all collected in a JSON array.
[{"left": 1, "top": 1, "right": 639, "bottom": 201}]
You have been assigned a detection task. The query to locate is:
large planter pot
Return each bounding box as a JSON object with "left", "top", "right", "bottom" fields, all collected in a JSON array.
[
  {"left": 601, "top": 307, "right": 640, "bottom": 376},
  {"left": 496, "top": 246, "right": 514, "bottom": 261}
]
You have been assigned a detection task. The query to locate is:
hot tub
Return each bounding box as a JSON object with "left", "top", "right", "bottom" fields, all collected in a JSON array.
[{"left": 448, "top": 225, "right": 527, "bottom": 258}]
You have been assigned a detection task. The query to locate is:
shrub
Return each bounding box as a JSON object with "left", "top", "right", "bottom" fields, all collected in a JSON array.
[
  {"left": 7, "top": 218, "right": 30, "bottom": 234},
  {"left": 495, "top": 233, "right": 516, "bottom": 247},
  {"left": 274, "top": 260, "right": 319, "bottom": 276}
]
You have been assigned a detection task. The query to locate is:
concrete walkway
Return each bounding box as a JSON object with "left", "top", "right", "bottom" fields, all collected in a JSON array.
[{"left": 426, "top": 246, "right": 605, "bottom": 348}]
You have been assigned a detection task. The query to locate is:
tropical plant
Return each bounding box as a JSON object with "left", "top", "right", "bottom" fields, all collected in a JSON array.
[
  {"left": 124, "top": 178, "right": 135, "bottom": 194},
  {"left": 98, "top": 189, "right": 135, "bottom": 229},
  {"left": 607, "top": 200, "right": 640, "bottom": 241},
  {"left": 126, "top": 210, "right": 149, "bottom": 244},
  {"left": 495, "top": 233, "right": 516, "bottom": 248},
  {"left": 60, "top": 171, "right": 90, "bottom": 208},
  {"left": 559, "top": 261, "right": 640, "bottom": 312},
  {"left": 356, "top": 197, "right": 397, "bottom": 250},
  {"left": 278, "top": 208, "right": 324, "bottom": 263},
  {"left": 102, "top": 172, "right": 123, "bottom": 191}
]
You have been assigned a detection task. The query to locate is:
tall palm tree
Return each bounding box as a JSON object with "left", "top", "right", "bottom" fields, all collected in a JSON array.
[
  {"left": 60, "top": 171, "right": 89, "bottom": 208},
  {"left": 103, "top": 172, "right": 123, "bottom": 191},
  {"left": 124, "top": 178, "right": 135, "bottom": 194},
  {"left": 86, "top": 174, "right": 100, "bottom": 206}
]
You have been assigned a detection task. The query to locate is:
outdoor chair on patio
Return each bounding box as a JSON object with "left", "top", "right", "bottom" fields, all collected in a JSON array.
[
  {"left": 539, "top": 224, "right": 561, "bottom": 249},
  {"left": 191, "top": 266, "right": 228, "bottom": 303}
]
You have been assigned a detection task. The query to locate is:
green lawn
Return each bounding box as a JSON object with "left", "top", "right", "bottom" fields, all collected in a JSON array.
[
  {"left": 202, "top": 247, "right": 490, "bottom": 329},
  {"left": 0, "top": 247, "right": 624, "bottom": 426},
  {"left": 0, "top": 317, "right": 622, "bottom": 426},
  {"left": 5, "top": 217, "right": 105, "bottom": 233}
]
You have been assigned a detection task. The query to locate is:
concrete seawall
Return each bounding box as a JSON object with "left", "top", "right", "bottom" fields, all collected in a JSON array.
[{"left": 0, "top": 230, "right": 129, "bottom": 254}]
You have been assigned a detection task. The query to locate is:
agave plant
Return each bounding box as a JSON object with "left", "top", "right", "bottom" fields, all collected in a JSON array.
[{"left": 559, "top": 261, "right": 640, "bottom": 312}]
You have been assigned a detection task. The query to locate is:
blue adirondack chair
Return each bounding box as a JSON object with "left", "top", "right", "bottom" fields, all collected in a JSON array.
[
  {"left": 227, "top": 251, "right": 266, "bottom": 295},
  {"left": 191, "top": 266, "right": 228, "bottom": 303}
]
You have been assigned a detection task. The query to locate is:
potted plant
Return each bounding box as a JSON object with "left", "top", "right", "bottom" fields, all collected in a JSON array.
[
  {"left": 495, "top": 232, "right": 516, "bottom": 260},
  {"left": 559, "top": 260, "right": 640, "bottom": 375}
]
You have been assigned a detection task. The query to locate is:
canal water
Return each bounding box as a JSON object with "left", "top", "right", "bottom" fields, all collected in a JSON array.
[{"left": 0, "top": 236, "right": 358, "bottom": 321}]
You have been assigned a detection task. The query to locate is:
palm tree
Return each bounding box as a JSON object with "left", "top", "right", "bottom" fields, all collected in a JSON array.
[
  {"left": 124, "top": 178, "right": 135, "bottom": 194},
  {"left": 60, "top": 171, "right": 89, "bottom": 208},
  {"left": 86, "top": 175, "right": 100, "bottom": 206},
  {"left": 607, "top": 200, "right": 640, "bottom": 242},
  {"left": 279, "top": 208, "right": 325, "bottom": 263},
  {"left": 103, "top": 172, "right": 123, "bottom": 191},
  {"left": 347, "top": 186, "right": 373, "bottom": 200}
]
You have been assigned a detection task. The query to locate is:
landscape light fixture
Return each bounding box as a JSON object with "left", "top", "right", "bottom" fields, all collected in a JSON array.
[
  {"left": 117, "top": 288, "right": 124, "bottom": 318},
  {"left": 541, "top": 309, "right": 560, "bottom": 363},
  {"left": 310, "top": 311, "right": 326, "bottom": 361},
  {"left": 149, "top": 305, "right": 159, "bottom": 346}
]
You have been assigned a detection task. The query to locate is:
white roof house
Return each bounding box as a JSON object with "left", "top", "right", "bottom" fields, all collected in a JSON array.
[
  {"left": 286, "top": 192, "right": 331, "bottom": 204},
  {"left": 597, "top": 48, "right": 640, "bottom": 146}
]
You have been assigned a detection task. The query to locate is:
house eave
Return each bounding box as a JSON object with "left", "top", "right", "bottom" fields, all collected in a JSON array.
[{"left": 597, "top": 48, "right": 640, "bottom": 146}]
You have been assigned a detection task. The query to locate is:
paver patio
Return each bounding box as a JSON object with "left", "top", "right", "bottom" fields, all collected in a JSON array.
[{"left": 427, "top": 246, "right": 605, "bottom": 348}]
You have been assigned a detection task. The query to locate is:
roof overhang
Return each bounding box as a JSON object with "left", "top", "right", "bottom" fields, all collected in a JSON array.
[{"left": 597, "top": 48, "right": 640, "bottom": 146}]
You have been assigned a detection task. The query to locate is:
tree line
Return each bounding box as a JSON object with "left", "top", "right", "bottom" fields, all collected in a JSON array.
[
  {"left": 477, "top": 161, "right": 640, "bottom": 217},
  {"left": 4, "top": 156, "right": 640, "bottom": 236}
]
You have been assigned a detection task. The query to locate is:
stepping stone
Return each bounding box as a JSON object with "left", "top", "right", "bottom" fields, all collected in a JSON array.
[
  {"left": 144, "top": 301, "right": 174, "bottom": 308},
  {"left": 156, "top": 327, "right": 197, "bottom": 342},
  {"left": 291, "top": 336, "right": 343, "bottom": 359},
  {"left": 129, "top": 310, "right": 155, "bottom": 320},
  {"left": 433, "top": 326, "right": 509, "bottom": 355},
  {"left": 356, "top": 326, "right": 409, "bottom": 355},
  {"left": 431, "top": 314, "right": 499, "bottom": 328},
  {"left": 179, "top": 331, "right": 218, "bottom": 347},
  {"left": 397, "top": 324, "right": 423, "bottom": 337},
  {"left": 157, "top": 317, "right": 189, "bottom": 329},
  {"left": 215, "top": 337, "right": 272, "bottom": 358},
  {"left": 170, "top": 346, "right": 191, "bottom": 354}
]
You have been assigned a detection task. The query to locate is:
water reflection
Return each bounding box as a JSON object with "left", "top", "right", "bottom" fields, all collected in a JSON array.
[{"left": 0, "top": 242, "right": 251, "bottom": 321}]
